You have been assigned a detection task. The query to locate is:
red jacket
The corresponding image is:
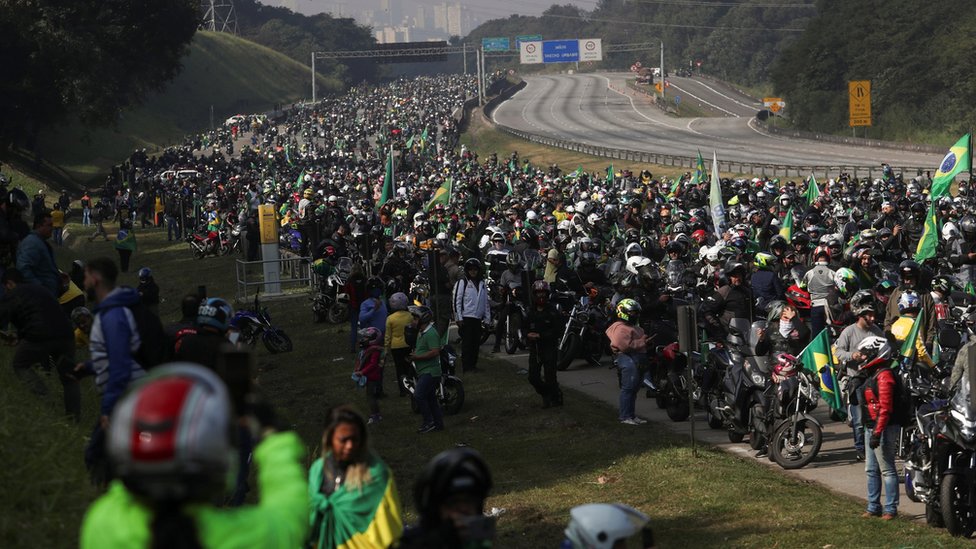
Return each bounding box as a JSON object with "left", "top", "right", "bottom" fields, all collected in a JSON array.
[
  {"left": 356, "top": 345, "right": 382, "bottom": 381},
  {"left": 862, "top": 367, "right": 895, "bottom": 435}
]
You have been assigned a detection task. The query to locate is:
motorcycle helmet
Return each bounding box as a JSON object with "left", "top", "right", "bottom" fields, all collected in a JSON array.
[
  {"left": 725, "top": 261, "right": 747, "bottom": 277},
  {"left": 754, "top": 252, "right": 776, "bottom": 270},
  {"left": 813, "top": 246, "right": 831, "bottom": 262},
  {"left": 931, "top": 276, "right": 953, "bottom": 296},
  {"left": 625, "top": 256, "right": 652, "bottom": 276},
  {"left": 366, "top": 276, "right": 385, "bottom": 297},
  {"left": 960, "top": 214, "right": 976, "bottom": 241},
  {"left": 138, "top": 267, "right": 153, "bottom": 282},
  {"left": 790, "top": 233, "right": 810, "bottom": 249},
  {"left": 691, "top": 229, "right": 708, "bottom": 245},
  {"left": 491, "top": 232, "right": 506, "bottom": 245},
  {"left": 464, "top": 258, "right": 483, "bottom": 275},
  {"left": 898, "top": 260, "right": 920, "bottom": 287},
  {"left": 616, "top": 298, "right": 641, "bottom": 324},
  {"left": 850, "top": 289, "right": 877, "bottom": 317},
  {"left": 857, "top": 336, "right": 889, "bottom": 360},
  {"left": 772, "top": 353, "right": 799, "bottom": 383},
  {"left": 624, "top": 242, "right": 643, "bottom": 258},
  {"left": 70, "top": 306, "right": 93, "bottom": 327},
  {"left": 579, "top": 252, "right": 598, "bottom": 267},
  {"left": 357, "top": 326, "right": 382, "bottom": 347},
  {"left": 833, "top": 267, "right": 858, "bottom": 298},
  {"left": 197, "top": 298, "right": 233, "bottom": 332},
  {"left": 389, "top": 292, "right": 409, "bottom": 311},
  {"left": 766, "top": 300, "right": 788, "bottom": 324},
  {"left": 897, "top": 291, "right": 920, "bottom": 314},
  {"left": 786, "top": 284, "right": 811, "bottom": 311},
  {"left": 108, "top": 363, "right": 234, "bottom": 501},
  {"left": 506, "top": 250, "right": 522, "bottom": 270},
  {"left": 409, "top": 305, "right": 433, "bottom": 326},
  {"left": 414, "top": 448, "right": 493, "bottom": 528},
  {"left": 563, "top": 503, "right": 653, "bottom": 549},
  {"left": 532, "top": 280, "right": 550, "bottom": 306}
]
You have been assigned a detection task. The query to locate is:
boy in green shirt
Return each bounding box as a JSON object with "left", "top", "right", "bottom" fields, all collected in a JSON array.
[{"left": 409, "top": 306, "right": 444, "bottom": 433}]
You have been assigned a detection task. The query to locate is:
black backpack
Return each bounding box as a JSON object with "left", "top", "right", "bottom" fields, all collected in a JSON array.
[
  {"left": 126, "top": 302, "right": 172, "bottom": 369},
  {"left": 857, "top": 366, "right": 912, "bottom": 427}
]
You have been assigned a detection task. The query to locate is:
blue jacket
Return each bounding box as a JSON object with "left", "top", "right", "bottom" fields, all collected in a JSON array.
[
  {"left": 16, "top": 231, "right": 60, "bottom": 297},
  {"left": 751, "top": 269, "right": 785, "bottom": 308},
  {"left": 87, "top": 287, "right": 147, "bottom": 415},
  {"left": 358, "top": 297, "right": 388, "bottom": 336}
]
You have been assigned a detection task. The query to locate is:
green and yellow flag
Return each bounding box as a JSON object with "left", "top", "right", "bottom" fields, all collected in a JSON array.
[
  {"left": 805, "top": 174, "right": 821, "bottom": 205},
  {"left": 295, "top": 169, "right": 305, "bottom": 190},
  {"left": 779, "top": 206, "right": 794, "bottom": 241},
  {"left": 894, "top": 308, "right": 926, "bottom": 365},
  {"left": 799, "top": 329, "right": 845, "bottom": 419},
  {"left": 309, "top": 456, "right": 403, "bottom": 549},
  {"left": 504, "top": 176, "right": 514, "bottom": 197},
  {"left": 931, "top": 133, "right": 971, "bottom": 198},
  {"left": 914, "top": 201, "right": 939, "bottom": 262},
  {"left": 426, "top": 177, "right": 453, "bottom": 211},
  {"left": 606, "top": 164, "right": 614, "bottom": 184},
  {"left": 379, "top": 150, "right": 394, "bottom": 207},
  {"left": 420, "top": 128, "right": 428, "bottom": 150}
]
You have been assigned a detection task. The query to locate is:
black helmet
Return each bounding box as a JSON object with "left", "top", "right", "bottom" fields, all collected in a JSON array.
[
  {"left": 790, "top": 233, "right": 810, "bottom": 247},
  {"left": 898, "top": 260, "right": 920, "bottom": 282},
  {"left": 850, "top": 290, "right": 877, "bottom": 317},
  {"left": 579, "top": 252, "right": 598, "bottom": 267},
  {"left": 408, "top": 305, "right": 433, "bottom": 325},
  {"left": 366, "top": 276, "right": 385, "bottom": 293},
  {"left": 414, "top": 448, "right": 492, "bottom": 528},
  {"left": 463, "top": 258, "right": 483, "bottom": 273},
  {"left": 960, "top": 215, "right": 976, "bottom": 241},
  {"left": 506, "top": 250, "right": 521, "bottom": 268}
]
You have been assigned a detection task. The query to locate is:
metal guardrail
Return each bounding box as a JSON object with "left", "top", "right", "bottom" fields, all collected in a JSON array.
[
  {"left": 486, "top": 82, "right": 932, "bottom": 180},
  {"left": 235, "top": 253, "right": 314, "bottom": 302}
]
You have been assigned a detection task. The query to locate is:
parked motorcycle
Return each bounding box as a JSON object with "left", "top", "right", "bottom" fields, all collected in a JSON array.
[
  {"left": 231, "top": 292, "right": 293, "bottom": 354},
  {"left": 557, "top": 294, "right": 609, "bottom": 370},
  {"left": 707, "top": 318, "right": 770, "bottom": 444},
  {"left": 765, "top": 354, "right": 824, "bottom": 469},
  {"left": 402, "top": 344, "right": 465, "bottom": 415},
  {"left": 311, "top": 257, "right": 351, "bottom": 324},
  {"left": 650, "top": 341, "right": 704, "bottom": 422},
  {"left": 939, "top": 364, "right": 976, "bottom": 536},
  {"left": 503, "top": 284, "right": 527, "bottom": 355},
  {"left": 187, "top": 230, "right": 221, "bottom": 259}
]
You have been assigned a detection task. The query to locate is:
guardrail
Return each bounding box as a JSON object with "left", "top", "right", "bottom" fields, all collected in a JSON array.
[
  {"left": 486, "top": 80, "right": 932, "bottom": 180},
  {"left": 235, "top": 252, "right": 314, "bottom": 302}
]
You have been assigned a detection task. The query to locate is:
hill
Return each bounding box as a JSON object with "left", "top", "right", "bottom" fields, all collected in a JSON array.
[{"left": 31, "top": 31, "right": 340, "bottom": 185}]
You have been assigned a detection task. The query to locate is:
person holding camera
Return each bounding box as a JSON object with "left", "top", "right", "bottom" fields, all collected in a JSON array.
[{"left": 81, "top": 363, "right": 308, "bottom": 548}]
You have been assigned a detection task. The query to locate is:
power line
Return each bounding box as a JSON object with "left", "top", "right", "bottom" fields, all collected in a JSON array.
[{"left": 629, "top": 0, "right": 815, "bottom": 7}]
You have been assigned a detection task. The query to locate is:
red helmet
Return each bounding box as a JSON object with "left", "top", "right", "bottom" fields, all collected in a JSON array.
[
  {"left": 786, "top": 284, "right": 811, "bottom": 310},
  {"left": 691, "top": 229, "right": 707, "bottom": 244},
  {"left": 813, "top": 246, "right": 831, "bottom": 261},
  {"left": 772, "top": 353, "right": 799, "bottom": 383}
]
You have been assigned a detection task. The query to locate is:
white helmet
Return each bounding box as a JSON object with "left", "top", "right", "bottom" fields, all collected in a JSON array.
[
  {"left": 624, "top": 242, "right": 643, "bottom": 258},
  {"left": 564, "top": 503, "right": 652, "bottom": 549},
  {"left": 558, "top": 220, "right": 572, "bottom": 232},
  {"left": 943, "top": 221, "right": 960, "bottom": 242},
  {"left": 587, "top": 212, "right": 601, "bottom": 226},
  {"left": 526, "top": 210, "right": 538, "bottom": 221},
  {"left": 626, "top": 256, "right": 652, "bottom": 275}
]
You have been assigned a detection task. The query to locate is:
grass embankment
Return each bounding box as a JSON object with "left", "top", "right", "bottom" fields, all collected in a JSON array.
[
  {"left": 3, "top": 216, "right": 973, "bottom": 547},
  {"left": 29, "top": 31, "right": 341, "bottom": 185}
]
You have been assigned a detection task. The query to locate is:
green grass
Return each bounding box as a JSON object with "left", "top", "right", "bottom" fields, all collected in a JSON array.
[
  {"left": 30, "top": 31, "right": 341, "bottom": 186},
  {"left": 3, "top": 213, "right": 974, "bottom": 548}
]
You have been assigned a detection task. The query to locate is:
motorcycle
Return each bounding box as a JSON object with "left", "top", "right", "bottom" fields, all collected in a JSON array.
[
  {"left": 311, "top": 257, "right": 351, "bottom": 324},
  {"left": 901, "top": 365, "right": 950, "bottom": 528},
  {"left": 938, "top": 362, "right": 976, "bottom": 536},
  {"left": 502, "top": 283, "right": 527, "bottom": 355},
  {"left": 557, "top": 294, "right": 609, "bottom": 371},
  {"left": 402, "top": 344, "right": 465, "bottom": 415},
  {"left": 187, "top": 230, "right": 221, "bottom": 259},
  {"left": 765, "top": 355, "right": 824, "bottom": 469},
  {"left": 707, "top": 318, "right": 770, "bottom": 444},
  {"left": 220, "top": 224, "right": 243, "bottom": 256},
  {"left": 230, "top": 292, "right": 293, "bottom": 354},
  {"left": 650, "top": 341, "right": 704, "bottom": 422}
]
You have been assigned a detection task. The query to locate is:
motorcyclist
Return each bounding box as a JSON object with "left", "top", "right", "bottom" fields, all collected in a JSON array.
[
  {"left": 524, "top": 280, "right": 563, "bottom": 408},
  {"left": 702, "top": 261, "right": 755, "bottom": 338}
]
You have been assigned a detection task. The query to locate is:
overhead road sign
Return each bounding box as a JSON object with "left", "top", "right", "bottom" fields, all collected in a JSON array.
[
  {"left": 579, "top": 39, "right": 602, "bottom": 62},
  {"left": 848, "top": 80, "right": 871, "bottom": 127},
  {"left": 516, "top": 34, "right": 542, "bottom": 50},
  {"left": 520, "top": 41, "right": 542, "bottom": 64},
  {"left": 543, "top": 39, "right": 579, "bottom": 63},
  {"left": 482, "top": 37, "right": 510, "bottom": 52},
  {"left": 520, "top": 39, "right": 604, "bottom": 65}
]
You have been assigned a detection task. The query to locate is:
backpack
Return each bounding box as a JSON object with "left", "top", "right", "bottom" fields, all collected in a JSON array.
[
  {"left": 127, "top": 302, "right": 172, "bottom": 369},
  {"left": 857, "top": 366, "right": 912, "bottom": 427}
]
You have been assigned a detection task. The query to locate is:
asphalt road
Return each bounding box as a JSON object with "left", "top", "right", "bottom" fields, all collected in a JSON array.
[{"left": 491, "top": 73, "right": 943, "bottom": 172}]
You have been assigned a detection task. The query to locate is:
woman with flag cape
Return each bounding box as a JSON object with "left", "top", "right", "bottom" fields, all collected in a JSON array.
[{"left": 308, "top": 406, "right": 403, "bottom": 549}]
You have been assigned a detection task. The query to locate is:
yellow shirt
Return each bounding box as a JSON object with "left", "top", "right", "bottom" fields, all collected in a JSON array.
[
  {"left": 384, "top": 310, "right": 413, "bottom": 350},
  {"left": 891, "top": 315, "right": 934, "bottom": 368},
  {"left": 51, "top": 210, "right": 65, "bottom": 228},
  {"left": 59, "top": 280, "right": 83, "bottom": 305},
  {"left": 75, "top": 328, "right": 90, "bottom": 349},
  {"left": 553, "top": 210, "right": 569, "bottom": 223}
]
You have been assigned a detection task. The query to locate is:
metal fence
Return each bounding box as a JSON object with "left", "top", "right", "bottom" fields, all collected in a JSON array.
[{"left": 235, "top": 252, "right": 314, "bottom": 302}]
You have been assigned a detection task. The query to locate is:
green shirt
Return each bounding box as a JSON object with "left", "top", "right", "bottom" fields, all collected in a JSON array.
[
  {"left": 413, "top": 325, "right": 441, "bottom": 377},
  {"left": 81, "top": 432, "right": 308, "bottom": 549}
]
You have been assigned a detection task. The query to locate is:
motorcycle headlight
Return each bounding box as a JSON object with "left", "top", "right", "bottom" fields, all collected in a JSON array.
[
  {"left": 751, "top": 372, "right": 765, "bottom": 385},
  {"left": 577, "top": 312, "right": 590, "bottom": 323}
]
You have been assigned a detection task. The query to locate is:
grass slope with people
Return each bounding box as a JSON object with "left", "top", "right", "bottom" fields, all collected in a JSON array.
[{"left": 1, "top": 219, "right": 971, "bottom": 547}]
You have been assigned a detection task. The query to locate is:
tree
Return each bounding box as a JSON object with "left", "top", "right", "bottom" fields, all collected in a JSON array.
[{"left": 0, "top": 0, "right": 199, "bottom": 150}]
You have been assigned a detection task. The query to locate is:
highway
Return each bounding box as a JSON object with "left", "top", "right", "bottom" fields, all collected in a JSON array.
[{"left": 491, "top": 73, "right": 944, "bottom": 173}]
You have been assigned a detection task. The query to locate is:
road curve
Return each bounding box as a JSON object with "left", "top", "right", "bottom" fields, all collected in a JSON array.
[{"left": 492, "top": 73, "right": 944, "bottom": 173}]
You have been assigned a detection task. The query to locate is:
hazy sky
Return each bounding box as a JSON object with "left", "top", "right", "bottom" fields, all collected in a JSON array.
[{"left": 265, "top": 0, "right": 599, "bottom": 23}]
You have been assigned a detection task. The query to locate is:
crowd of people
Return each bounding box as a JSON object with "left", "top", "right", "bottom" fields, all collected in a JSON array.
[{"left": 4, "top": 68, "right": 976, "bottom": 544}]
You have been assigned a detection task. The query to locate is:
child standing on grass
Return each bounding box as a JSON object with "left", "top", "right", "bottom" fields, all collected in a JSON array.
[{"left": 355, "top": 327, "right": 384, "bottom": 424}]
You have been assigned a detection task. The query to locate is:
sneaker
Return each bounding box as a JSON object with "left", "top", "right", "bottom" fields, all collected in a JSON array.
[
  {"left": 861, "top": 511, "right": 881, "bottom": 519},
  {"left": 419, "top": 424, "right": 443, "bottom": 434},
  {"left": 632, "top": 417, "right": 648, "bottom": 424},
  {"left": 417, "top": 423, "right": 435, "bottom": 433},
  {"left": 620, "top": 418, "right": 643, "bottom": 425},
  {"left": 756, "top": 447, "right": 768, "bottom": 458},
  {"left": 855, "top": 448, "right": 865, "bottom": 462}
]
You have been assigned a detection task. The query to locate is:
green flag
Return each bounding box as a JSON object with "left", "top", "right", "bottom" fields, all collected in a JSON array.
[
  {"left": 295, "top": 169, "right": 305, "bottom": 190},
  {"left": 572, "top": 165, "right": 584, "bottom": 179},
  {"left": 799, "top": 329, "right": 845, "bottom": 419},
  {"left": 914, "top": 201, "right": 939, "bottom": 262},
  {"left": 931, "top": 133, "right": 972, "bottom": 198},
  {"left": 508, "top": 158, "right": 516, "bottom": 172},
  {"left": 779, "top": 206, "right": 794, "bottom": 241},
  {"left": 606, "top": 164, "right": 614, "bottom": 184},
  {"left": 420, "top": 128, "right": 428, "bottom": 150},
  {"left": 426, "top": 178, "right": 453, "bottom": 211},
  {"left": 504, "top": 176, "right": 514, "bottom": 197},
  {"left": 967, "top": 281, "right": 976, "bottom": 296},
  {"left": 805, "top": 175, "right": 820, "bottom": 205},
  {"left": 895, "top": 308, "right": 926, "bottom": 365},
  {"left": 523, "top": 160, "right": 532, "bottom": 174},
  {"left": 379, "top": 150, "right": 394, "bottom": 207},
  {"left": 406, "top": 135, "right": 414, "bottom": 149}
]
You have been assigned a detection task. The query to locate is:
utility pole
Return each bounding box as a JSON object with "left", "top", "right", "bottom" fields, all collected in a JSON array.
[
  {"left": 463, "top": 42, "right": 467, "bottom": 75},
  {"left": 660, "top": 41, "right": 665, "bottom": 103},
  {"left": 311, "top": 52, "right": 317, "bottom": 103}
]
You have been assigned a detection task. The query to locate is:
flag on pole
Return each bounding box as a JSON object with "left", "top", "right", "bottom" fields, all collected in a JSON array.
[
  {"left": 805, "top": 174, "right": 821, "bottom": 205},
  {"left": 379, "top": 149, "right": 394, "bottom": 207},
  {"left": 799, "top": 328, "right": 845, "bottom": 419},
  {"left": 425, "top": 178, "right": 453, "bottom": 211},
  {"left": 606, "top": 164, "right": 614, "bottom": 184},
  {"left": 674, "top": 150, "right": 705, "bottom": 196},
  {"left": 914, "top": 201, "right": 939, "bottom": 262},
  {"left": 295, "top": 170, "right": 305, "bottom": 190},
  {"left": 894, "top": 308, "right": 926, "bottom": 366},
  {"left": 405, "top": 135, "right": 415, "bottom": 149},
  {"left": 508, "top": 158, "right": 517, "bottom": 172},
  {"left": 504, "top": 176, "right": 514, "bottom": 197},
  {"left": 709, "top": 151, "right": 725, "bottom": 239},
  {"left": 572, "top": 165, "right": 584, "bottom": 179},
  {"left": 420, "top": 128, "right": 428, "bottom": 151},
  {"left": 779, "top": 206, "right": 794, "bottom": 241},
  {"left": 931, "top": 133, "right": 972, "bottom": 198},
  {"left": 284, "top": 144, "right": 293, "bottom": 166}
]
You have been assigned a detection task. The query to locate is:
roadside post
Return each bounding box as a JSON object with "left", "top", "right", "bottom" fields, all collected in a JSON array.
[
  {"left": 677, "top": 305, "right": 698, "bottom": 457},
  {"left": 257, "top": 204, "right": 282, "bottom": 295}
]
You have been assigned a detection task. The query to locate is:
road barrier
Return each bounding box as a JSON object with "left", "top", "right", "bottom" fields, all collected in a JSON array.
[{"left": 486, "top": 82, "right": 932, "bottom": 180}]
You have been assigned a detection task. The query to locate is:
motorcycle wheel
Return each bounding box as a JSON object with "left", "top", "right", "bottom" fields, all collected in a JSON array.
[
  {"left": 728, "top": 430, "right": 745, "bottom": 443},
  {"left": 441, "top": 378, "right": 465, "bottom": 415},
  {"left": 327, "top": 303, "right": 348, "bottom": 324},
  {"left": 770, "top": 419, "right": 823, "bottom": 470},
  {"left": 941, "top": 472, "right": 976, "bottom": 537},
  {"left": 927, "top": 501, "right": 945, "bottom": 528},
  {"left": 504, "top": 313, "right": 521, "bottom": 355},
  {"left": 192, "top": 247, "right": 204, "bottom": 259},
  {"left": 665, "top": 394, "right": 690, "bottom": 422},
  {"left": 263, "top": 330, "right": 293, "bottom": 354},
  {"left": 748, "top": 393, "right": 767, "bottom": 451},
  {"left": 557, "top": 333, "right": 581, "bottom": 371},
  {"left": 708, "top": 414, "right": 724, "bottom": 429}
]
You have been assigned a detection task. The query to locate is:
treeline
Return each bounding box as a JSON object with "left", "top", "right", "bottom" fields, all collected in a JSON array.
[
  {"left": 234, "top": 0, "right": 380, "bottom": 86},
  {"left": 771, "top": 0, "right": 976, "bottom": 140},
  {"left": 466, "top": 1, "right": 815, "bottom": 85}
]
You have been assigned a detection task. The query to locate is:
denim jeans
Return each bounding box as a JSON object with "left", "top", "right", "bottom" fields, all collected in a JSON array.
[
  {"left": 414, "top": 373, "right": 443, "bottom": 428},
  {"left": 865, "top": 424, "right": 900, "bottom": 515},
  {"left": 616, "top": 352, "right": 643, "bottom": 420},
  {"left": 82, "top": 207, "right": 91, "bottom": 226},
  {"left": 850, "top": 403, "right": 864, "bottom": 451},
  {"left": 166, "top": 215, "right": 181, "bottom": 241}
]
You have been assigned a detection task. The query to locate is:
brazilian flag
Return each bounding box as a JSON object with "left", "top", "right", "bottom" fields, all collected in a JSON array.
[
  {"left": 426, "top": 177, "right": 453, "bottom": 211},
  {"left": 779, "top": 206, "right": 794, "bottom": 241},
  {"left": 308, "top": 454, "right": 403, "bottom": 549},
  {"left": 931, "top": 133, "right": 971, "bottom": 198},
  {"left": 799, "top": 329, "right": 845, "bottom": 420},
  {"left": 914, "top": 201, "right": 939, "bottom": 262},
  {"left": 805, "top": 174, "right": 821, "bottom": 205}
]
